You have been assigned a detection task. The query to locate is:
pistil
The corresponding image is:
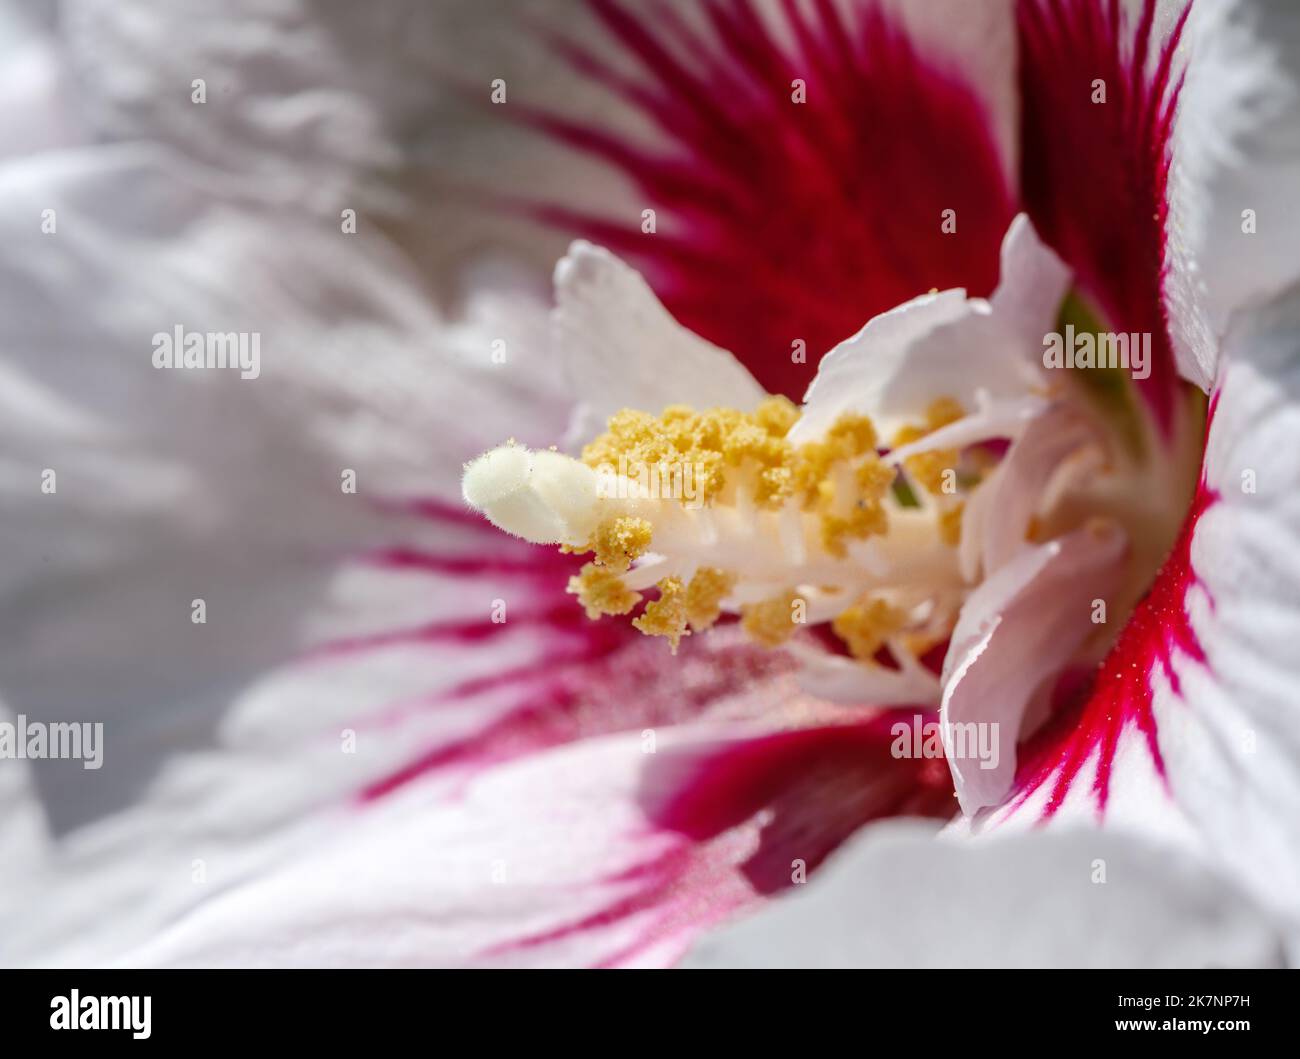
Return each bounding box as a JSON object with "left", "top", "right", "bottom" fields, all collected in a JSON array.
[{"left": 463, "top": 396, "right": 986, "bottom": 667}]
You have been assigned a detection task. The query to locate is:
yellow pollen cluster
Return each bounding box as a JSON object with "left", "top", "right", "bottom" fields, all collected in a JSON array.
[
  {"left": 632, "top": 577, "right": 689, "bottom": 652},
  {"left": 893, "top": 396, "right": 965, "bottom": 496},
  {"left": 753, "top": 396, "right": 801, "bottom": 436},
  {"left": 857, "top": 457, "right": 896, "bottom": 496},
  {"left": 567, "top": 563, "right": 640, "bottom": 619},
  {"left": 793, "top": 414, "right": 894, "bottom": 557},
  {"left": 582, "top": 399, "right": 897, "bottom": 564},
  {"left": 820, "top": 503, "right": 889, "bottom": 559},
  {"left": 938, "top": 502, "right": 965, "bottom": 547},
  {"left": 682, "top": 567, "right": 736, "bottom": 632},
  {"left": 926, "top": 396, "right": 965, "bottom": 429},
  {"left": 789, "top": 413, "right": 879, "bottom": 504},
  {"left": 560, "top": 394, "right": 976, "bottom": 657},
  {"left": 581, "top": 396, "right": 799, "bottom": 505},
  {"left": 831, "top": 596, "right": 908, "bottom": 661},
  {"left": 589, "top": 516, "right": 653, "bottom": 572},
  {"left": 626, "top": 568, "right": 739, "bottom": 653},
  {"left": 741, "top": 590, "right": 805, "bottom": 648}
]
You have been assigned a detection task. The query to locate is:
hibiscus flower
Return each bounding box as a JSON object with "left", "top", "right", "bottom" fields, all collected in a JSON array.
[{"left": 1, "top": 0, "right": 1297, "bottom": 968}]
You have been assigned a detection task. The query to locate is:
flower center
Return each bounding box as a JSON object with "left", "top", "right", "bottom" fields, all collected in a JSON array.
[{"left": 463, "top": 394, "right": 1013, "bottom": 675}]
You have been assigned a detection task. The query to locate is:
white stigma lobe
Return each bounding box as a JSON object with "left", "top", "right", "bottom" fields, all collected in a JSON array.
[{"left": 462, "top": 445, "right": 601, "bottom": 546}]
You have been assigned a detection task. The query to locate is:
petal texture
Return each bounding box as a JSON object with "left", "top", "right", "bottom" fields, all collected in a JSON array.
[
  {"left": 792, "top": 215, "right": 1068, "bottom": 443},
  {"left": 941, "top": 522, "right": 1128, "bottom": 814},
  {"left": 1157, "top": 290, "right": 1300, "bottom": 925},
  {"left": 1017, "top": 0, "right": 1190, "bottom": 426},
  {"left": 684, "top": 820, "right": 1284, "bottom": 968},
  {"left": 1166, "top": 0, "right": 1300, "bottom": 389},
  {"left": 553, "top": 240, "right": 766, "bottom": 449},
  {"left": 529, "top": 0, "right": 1017, "bottom": 397}
]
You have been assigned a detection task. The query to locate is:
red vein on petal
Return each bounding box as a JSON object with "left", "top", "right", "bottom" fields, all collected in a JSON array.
[
  {"left": 645, "top": 711, "right": 955, "bottom": 893},
  {"left": 1007, "top": 477, "right": 1217, "bottom": 820},
  {"left": 357, "top": 633, "right": 797, "bottom": 800},
  {"left": 483, "top": 712, "right": 954, "bottom": 965},
  {"left": 517, "top": 0, "right": 1013, "bottom": 398},
  {"left": 479, "top": 840, "right": 756, "bottom": 968},
  {"left": 1016, "top": 0, "right": 1192, "bottom": 431}
]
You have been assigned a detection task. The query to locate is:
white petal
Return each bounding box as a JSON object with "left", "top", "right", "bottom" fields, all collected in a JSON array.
[
  {"left": 988, "top": 212, "right": 1074, "bottom": 332},
  {"left": 553, "top": 241, "right": 767, "bottom": 448},
  {"left": 683, "top": 820, "right": 1284, "bottom": 968},
  {"left": 978, "top": 284, "right": 1300, "bottom": 923},
  {"left": 0, "top": 146, "right": 572, "bottom": 963},
  {"left": 791, "top": 215, "right": 1069, "bottom": 443},
  {"left": 960, "top": 403, "right": 1099, "bottom": 578},
  {"left": 787, "top": 642, "right": 941, "bottom": 707},
  {"left": 1156, "top": 286, "right": 1300, "bottom": 925},
  {"left": 791, "top": 289, "right": 972, "bottom": 442},
  {"left": 1166, "top": 0, "right": 1300, "bottom": 389},
  {"left": 119, "top": 730, "right": 759, "bottom": 968},
  {"left": 55, "top": 0, "right": 653, "bottom": 291},
  {"left": 0, "top": 147, "right": 566, "bottom": 513},
  {"left": 0, "top": 12, "right": 84, "bottom": 158},
  {"left": 884, "top": 392, "right": 1049, "bottom": 464},
  {"left": 0, "top": 706, "right": 48, "bottom": 871},
  {"left": 941, "top": 522, "right": 1128, "bottom": 815}
]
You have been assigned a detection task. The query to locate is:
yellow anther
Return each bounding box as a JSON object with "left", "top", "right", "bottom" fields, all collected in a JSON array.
[
  {"left": 581, "top": 402, "right": 796, "bottom": 507},
  {"left": 925, "top": 396, "right": 965, "bottom": 431},
  {"left": 826, "top": 413, "right": 879, "bottom": 455},
  {"left": 894, "top": 396, "right": 964, "bottom": 496},
  {"left": 683, "top": 567, "right": 737, "bottom": 632},
  {"left": 589, "top": 516, "right": 653, "bottom": 572},
  {"left": 633, "top": 577, "right": 689, "bottom": 652},
  {"left": 583, "top": 403, "right": 886, "bottom": 519},
  {"left": 832, "top": 597, "right": 907, "bottom": 661},
  {"left": 469, "top": 386, "right": 992, "bottom": 669},
  {"left": 892, "top": 424, "right": 925, "bottom": 448},
  {"left": 753, "top": 395, "right": 800, "bottom": 436},
  {"left": 567, "top": 563, "right": 640, "bottom": 619},
  {"left": 790, "top": 412, "right": 882, "bottom": 509},
  {"left": 754, "top": 463, "right": 794, "bottom": 507},
  {"left": 741, "top": 590, "right": 805, "bottom": 648},
  {"left": 820, "top": 502, "right": 888, "bottom": 558},
  {"left": 790, "top": 439, "right": 836, "bottom": 506},
  {"left": 907, "top": 449, "right": 957, "bottom": 495},
  {"left": 855, "top": 455, "right": 895, "bottom": 500},
  {"left": 938, "top": 502, "right": 965, "bottom": 547},
  {"left": 721, "top": 423, "right": 790, "bottom": 486},
  {"left": 900, "top": 630, "right": 943, "bottom": 658}
]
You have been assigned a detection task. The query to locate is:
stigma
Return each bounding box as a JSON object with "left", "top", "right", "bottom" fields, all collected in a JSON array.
[{"left": 463, "top": 395, "right": 982, "bottom": 668}]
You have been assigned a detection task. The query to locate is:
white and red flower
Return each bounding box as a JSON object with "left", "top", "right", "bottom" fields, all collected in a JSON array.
[{"left": 2, "top": 0, "right": 1299, "bottom": 967}]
